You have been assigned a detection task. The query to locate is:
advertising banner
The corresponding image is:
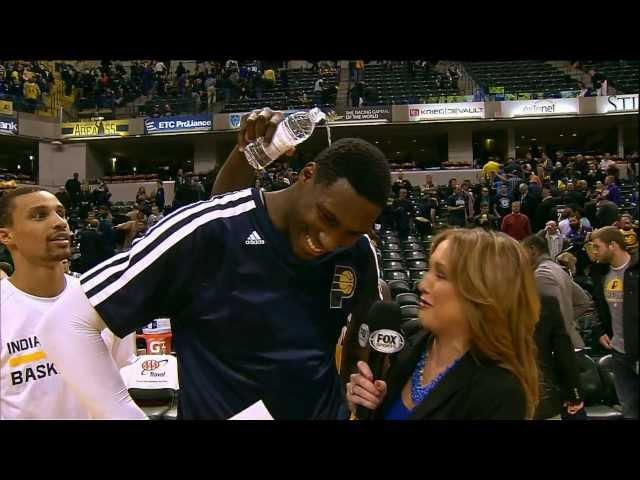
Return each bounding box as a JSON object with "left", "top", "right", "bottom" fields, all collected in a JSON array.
[
  {"left": 0, "top": 115, "right": 18, "bottom": 135},
  {"left": 500, "top": 98, "right": 579, "bottom": 117},
  {"left": 595, "top": 94, "right": 638, "bottom": 114},
  {"left": 407, "top": 102, "right": 486, "bottom": 121},
  {"left": 61, "top": 119, "right": 130, "bottom": 138},
  {"left": 144, "top": 113, "right": 212, "bottom": 134},
  {"left": 344, "top": 106, "right": 392, "bottom": 122}
]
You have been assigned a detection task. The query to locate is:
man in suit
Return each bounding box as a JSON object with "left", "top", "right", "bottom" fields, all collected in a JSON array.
[
  {"left": 517, "top": 183, "right": 538, "bottom": 220},
  {"left": 534, "top": 295, "right": 584, "bottom": 420},
  {"left": 533, "top": 186, "right": 556, "bottom": 233},
  {"left": 65, "top": 172, "right": 82, "bottom": 207},
  {"left": 173, "top": 168, "right": 187, "bottom": 209},
  {"left": 78, "top": 219, "right": 108, "bottom": 273}
]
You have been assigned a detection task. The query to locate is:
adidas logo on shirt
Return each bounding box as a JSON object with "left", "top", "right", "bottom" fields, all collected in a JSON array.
[{"left": 245, "top": 231, "right": 265, "bottom": 245}]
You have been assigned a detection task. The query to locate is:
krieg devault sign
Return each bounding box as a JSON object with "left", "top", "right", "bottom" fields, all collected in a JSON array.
[{"left": 407, "top": 102, "right": 486, "bottom": 121}]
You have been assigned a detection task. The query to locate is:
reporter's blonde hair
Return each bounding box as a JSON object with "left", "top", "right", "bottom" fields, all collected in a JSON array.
[{"left": 431, "top": 228, "right": 540, "bottom": 418}]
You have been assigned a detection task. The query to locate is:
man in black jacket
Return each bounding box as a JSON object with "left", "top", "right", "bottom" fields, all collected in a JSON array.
[
  {"left": 393, "top": 188, "right": 412, "bottom": 241},
  {"left": 65, "top": 172, "right": 82, "bottom": 207},
  {"left": 154, "top": 180, "right": 165, "bottom": 211},
  {"left": 589, "top": 226, "right": 639, "bottom": 419},
  {"left": 517, "top": 183, "right": 538, "bottom": 220},
  {"left": 534, "top": 295, "right": 584, "bottom": 420},
  {"left": 78, "top": 219, "right": 104, "bottom": 273},
  {"left": 533, "top": 186, "right": 556, "bottom": 233},
  {"left": 55, "top": 186, "right": 72, "bottom": 214},
  {"left": 595, "top": 198, "right": 619, "bottom": 228},
  {"left": 473, "top": 203, "right": 500, "bottom": 231}
]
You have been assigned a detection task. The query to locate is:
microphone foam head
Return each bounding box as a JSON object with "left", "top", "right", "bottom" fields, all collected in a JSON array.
[{"left": 367, "top": 301, "right": 406, "bottom": 354}]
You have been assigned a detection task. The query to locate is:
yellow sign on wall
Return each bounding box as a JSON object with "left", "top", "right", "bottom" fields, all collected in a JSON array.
[
  {"left": 61, "top": 119, "right": 130, "bottom": 138},
  {"left": 0, "top": 100, "right": 13, "bottom": 115}
]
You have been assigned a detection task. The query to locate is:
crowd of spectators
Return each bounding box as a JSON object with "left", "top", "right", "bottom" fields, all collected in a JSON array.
[
  {"left": 377, "top": 150, "right": 637, "bottom": 420},
  {"left": 381, "top": 149, "right": 639, "bottom": 278},
  {"left": 39, "top": 168, "right": 214, "bottom": 274},
  {"left": 0, "top": 60, "right": 55, "bottom": 112},
  {"left": 57, "top": 60, "right": 316, "bottom": 116}
]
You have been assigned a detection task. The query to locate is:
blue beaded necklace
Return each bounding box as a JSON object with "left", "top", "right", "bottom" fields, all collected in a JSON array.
[{"left": 411, "top": 346, "right": 461, "bottom": 406}]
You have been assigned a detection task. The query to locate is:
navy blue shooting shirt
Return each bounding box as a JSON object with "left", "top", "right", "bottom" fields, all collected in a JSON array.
[{"left": 80, "top": 188, "right": 381, "bottom": 419}]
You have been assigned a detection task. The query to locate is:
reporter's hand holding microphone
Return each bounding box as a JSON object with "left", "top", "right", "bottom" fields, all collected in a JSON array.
[
  {"left": 346, "top": 301, "right": 405, "bottom": 419},
  {"left": 347, "top": 361, "right": 387, "bottom": 414}
]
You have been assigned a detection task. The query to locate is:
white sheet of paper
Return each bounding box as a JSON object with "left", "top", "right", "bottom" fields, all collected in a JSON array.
[{"left": 228, "top": 400, "right": 274, "bottom": 420}]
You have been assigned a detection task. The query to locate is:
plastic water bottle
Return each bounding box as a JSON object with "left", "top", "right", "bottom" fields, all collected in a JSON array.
[{"left": 243, "top": 108, "right": 326, "bottom": 170}]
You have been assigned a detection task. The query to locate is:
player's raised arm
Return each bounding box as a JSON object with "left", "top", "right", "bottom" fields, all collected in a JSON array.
[{"left": 212, "top": 108, "right": 294, "bottom": 196}]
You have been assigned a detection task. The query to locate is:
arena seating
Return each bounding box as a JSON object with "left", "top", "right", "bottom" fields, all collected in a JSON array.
[
  {"left": 579, "top": 60, "right": 639, "bottom": 94},
  {"left": 464, "top": 61, "right": 579, "bottom": 98},
  {"left": 221, "top": 67, "right": 338, "bottom": 113},
  {"left": 577, "top": 354, "right": 624, "bottom": 419},
  {"left": 359, "top": 63, "right": 459, "bottom": 105}
]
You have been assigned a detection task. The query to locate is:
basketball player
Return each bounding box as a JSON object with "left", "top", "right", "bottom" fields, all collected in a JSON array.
[
  {"left": 0, "top": 188, "right": 143, "bottom": 419},
  {"left": 38, "top": 110, "right": 389, "bottom": 419}
]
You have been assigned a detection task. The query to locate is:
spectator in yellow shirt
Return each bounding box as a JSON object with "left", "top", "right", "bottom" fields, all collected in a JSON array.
[
  {"left": 618, "top": 214, "right": 639, "bottom": 254},
  {"left": 23, "top": 78, "right": 41, "bottom": 113},
  {"left": 263, "top": 68, "right": 275, "bottom": 88},
  {"left": 481, "top": 158, "right": 502, "bottom": 182}
]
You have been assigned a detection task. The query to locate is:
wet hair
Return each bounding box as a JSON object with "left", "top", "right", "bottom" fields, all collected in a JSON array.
[{"left": 313, "top": 138, "right": 391, "bottom": 208}]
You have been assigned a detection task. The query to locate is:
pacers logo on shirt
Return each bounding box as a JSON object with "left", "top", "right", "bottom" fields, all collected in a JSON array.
[
  {"left": 330, "top": 266, "right": 357, "bottom": 309},
  {"left": 605, "top": 277, "right": 624, "bottom": 305}
]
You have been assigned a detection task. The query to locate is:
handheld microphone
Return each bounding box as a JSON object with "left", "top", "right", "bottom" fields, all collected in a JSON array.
[{"left": 355, "top": 301, "right": 405, "bottom": 420}]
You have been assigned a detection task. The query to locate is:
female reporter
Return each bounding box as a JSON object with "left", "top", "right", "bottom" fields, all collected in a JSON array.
[{"left": 347, "top": 228, "right": 540, "bottom": 420}]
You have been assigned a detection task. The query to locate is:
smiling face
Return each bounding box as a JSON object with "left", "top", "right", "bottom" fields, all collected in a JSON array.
[
  {"left": 0, "top": 191, "right": 72, "bottom": 265},
  {"left": 286, "top": 169, "right": 381, "bottom": 262},
  {"left": 416, "top": 239, "right": 468, "bottom": 335}
]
